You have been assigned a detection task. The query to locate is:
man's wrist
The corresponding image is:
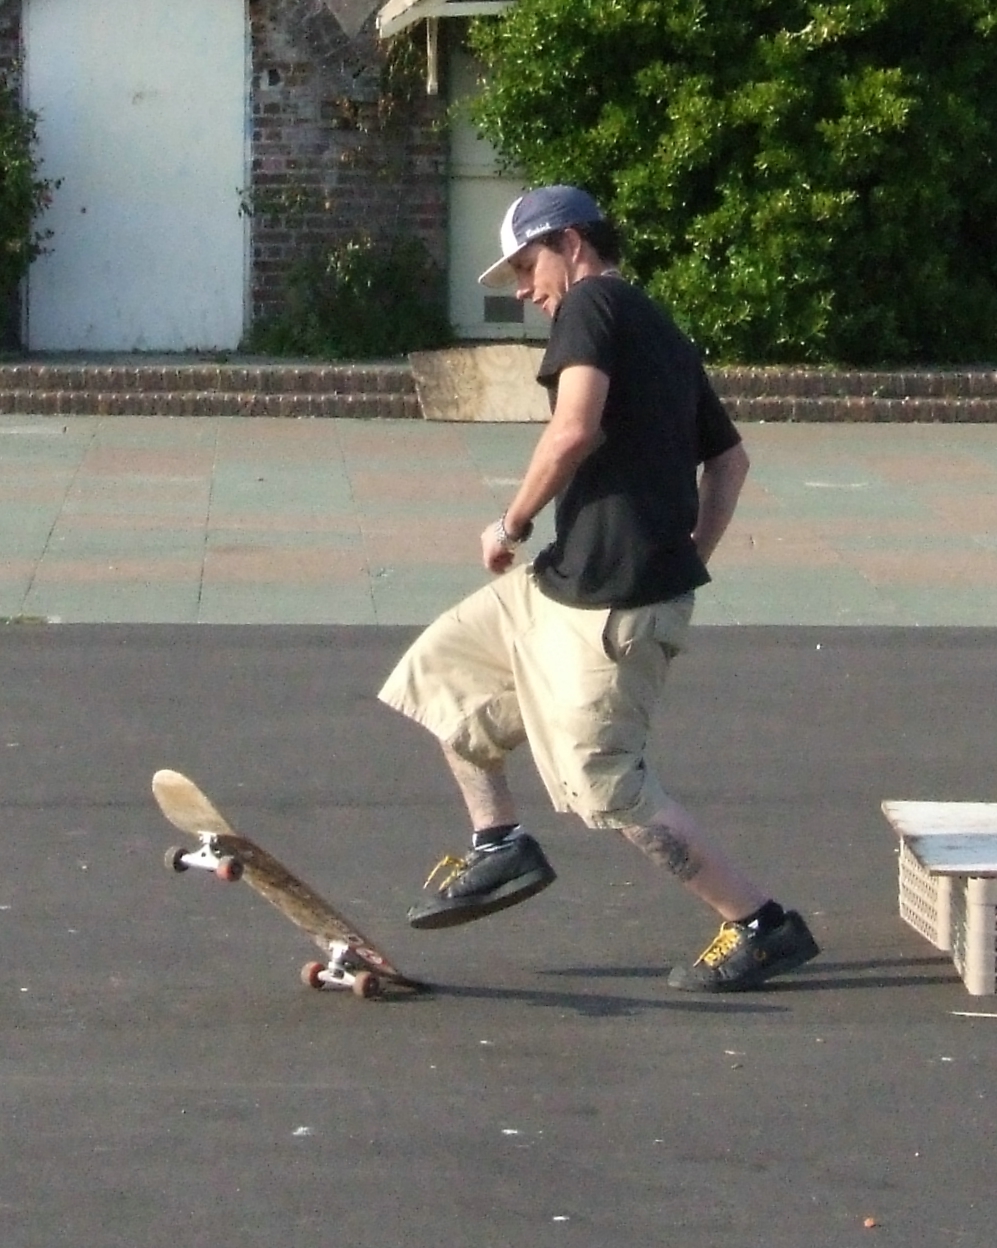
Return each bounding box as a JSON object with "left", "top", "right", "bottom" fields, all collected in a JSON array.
[{"left": 495, "top": 512, "right": 534, "bottom": 549}]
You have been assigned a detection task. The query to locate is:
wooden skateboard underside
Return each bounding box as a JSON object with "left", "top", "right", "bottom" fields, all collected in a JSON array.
[{"left": 152, "top": 769, "right": 426, "bottom": 993}]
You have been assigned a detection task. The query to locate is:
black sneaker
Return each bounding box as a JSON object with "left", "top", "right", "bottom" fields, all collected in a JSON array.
[
  {"left": 667, "top": 910, "right": 820, "bottom": 992},
  {"left": 408, "top": 828, "right": 556, "bottom": 930}
]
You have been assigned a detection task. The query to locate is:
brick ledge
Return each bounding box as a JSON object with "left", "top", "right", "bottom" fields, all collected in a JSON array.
[{"left": 1, "top": 356, "right": 995, "bottom": 420}]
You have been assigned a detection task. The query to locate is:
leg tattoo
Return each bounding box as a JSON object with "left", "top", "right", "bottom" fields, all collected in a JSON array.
[{"left": 621, "top": 823, "right": 702, "bottom": 882}]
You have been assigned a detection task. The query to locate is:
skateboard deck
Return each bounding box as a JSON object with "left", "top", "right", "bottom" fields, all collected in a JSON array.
[{"left": 152, "top": 769, "right": 428, "bottom": 998}]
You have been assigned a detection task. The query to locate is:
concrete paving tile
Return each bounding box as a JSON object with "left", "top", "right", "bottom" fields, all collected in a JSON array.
[
  {"left": 196, "top": 583, "right": 374, "bottom": 624},
  {"left": 334, "top": 419, "right": 471, "bottom": 460},
  {"left": 861, "top": 451, "right": 997, "bottom": 486},
  {"left": 463, "top": 422, "right": 539, "bottom": 470},
  {"left": 78, "top": 447, "right": 214, "bottom": 477},
  {"left": 812, "top": 515, "right": 958, "bottom": 539},
  {"left": 205, "top": 526, "right": 361, "bottom": 550},
  {"left": 0, "top": 564, "right": 34, "bottom": 615},
  {"left": 61, "top": 485, "right": 211, "bottom": 516},
  {"left": 370, "top": 565, "right": 491, "bottom": 624},
  {"left": 1, "top": 414, "right": 996, "bottom": 625},
  {"left": 848, "top": 546, "right": 997, "bottom": 586},
  {"left": 354, "top": 494, "right": 492, "bottom": 520},
  {"left": 709, "top": 568, "right": 903, "bottom": 625},
  {"left": 688, "top": 585, "right": 738, "bottom": 624},
  {"left": 869, "top": 584, "right": 997, "bottom": 625},
  {"left": 713, "top": 539, "right": 843, "bottom": 570},
  {"left": 30, "top": 556, "right": 203, "bottom": 584},
  {"left": 0, "top": 591, "right": 29, "bottom": 617},
  {"left": 359, "top": 517, "right": 482, "bottom": 565},
  {"left": 204, "top": 514, "right": 357, "bottom": 536},
  {"left": 727, "top": 477, "right": 782, "bottom": 515},
  {"left": 0, "top": 419, "right": 95, "bottom": 458},
  {"left": 764, "top": 480, "right": 930, "bottom": 522},
  {"left": 829, "top": 531, "right": 990, "bottom": 553},
  {"left": 713, "top": 518, "right": 842, "bottom": 569},
  {"left": 48, "top": 513, "right": 206, "bottom": 534},
  {"left": 348, "top": 468, "right": 494, "bottom": 508},
  {"left": 202, "top": 546, "right": 368, "bottom": 583},
  {"left": 924, "top": 492, "right": 997, "bottom": 529},
  {"left": 46, "top": 529, "right": 206, "bottom": 558},
  {"left": 0, "top": 485, "right": 74, "bottom": 510},
  {"left": 208, "top": 471, "right": 356, "bottom": 513},
  {"left": 94, "top": 415, "right": 218, "bottom": 446},
  {"left": 0, "top": 516, "right": 62, "bottom": 557},
  {"left": 21, "top": 583, "right": 199, "bottom": 623}
]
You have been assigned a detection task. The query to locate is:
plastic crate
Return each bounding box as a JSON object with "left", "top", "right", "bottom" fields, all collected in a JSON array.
[
  {"left": 898, "top": 838, "right": 952, "bottom": 952},
  {"left": 884, "top": 801, "right": 997, "bottom": 994},
  {"left": 949, "top": 874, "right": 997, "bottom": 996}
]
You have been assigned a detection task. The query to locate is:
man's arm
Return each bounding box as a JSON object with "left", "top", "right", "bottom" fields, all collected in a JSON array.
[
  {"left": 692, "top": 440, "right": 750, "bottom": 565},
  {"left": 482, "top": 364, "right": 608, "bottom": 574}
]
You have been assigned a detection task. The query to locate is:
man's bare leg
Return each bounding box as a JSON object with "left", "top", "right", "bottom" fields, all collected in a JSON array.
[
  {"left": 441, "top": 742, "right": 518, "bottom": 833},
  {"left": 406, "top": 743, "right": 555, "bottom": 930},
  {"left": 619, "top": 794, "right": 768, "bottom": 921},
  {"left": 624, "top": 796, "right": 821, "bottom": 991}
]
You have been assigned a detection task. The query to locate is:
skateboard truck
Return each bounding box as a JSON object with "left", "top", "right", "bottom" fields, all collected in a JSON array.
[
  {"left": 300, "top": 941, "right": 384, "bottom": 998},
  {"left": 165, "top": 832, "right": 244, "bottom": 882},
  {"left": 165, "top": 837, "right": 383, "bottom": 997}
]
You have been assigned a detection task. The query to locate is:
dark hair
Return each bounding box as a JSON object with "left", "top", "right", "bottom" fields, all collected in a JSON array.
[{"left": 537, "top": 219, "right": 623, "bottom": 266}]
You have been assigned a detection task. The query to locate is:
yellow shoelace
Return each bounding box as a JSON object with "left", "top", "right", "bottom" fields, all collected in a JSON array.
[
  {"left": 423, "top": 854, "right": 467, "bottom": 892},
  {"left": 693, "top": 922, "right": 743, "bottom": 967}
]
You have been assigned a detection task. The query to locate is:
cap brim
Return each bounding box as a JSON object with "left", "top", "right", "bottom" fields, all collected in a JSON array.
[{"left": 478, "top": 253, "right": 520, "bottom": 289}]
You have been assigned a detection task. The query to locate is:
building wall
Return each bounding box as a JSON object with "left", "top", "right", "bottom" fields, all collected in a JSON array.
[
  {"left": 0, "top": 0, "right": 450, "bottom": 340},
  {"left": 248, "top": 0, "right": 449, "bottom": 324}
]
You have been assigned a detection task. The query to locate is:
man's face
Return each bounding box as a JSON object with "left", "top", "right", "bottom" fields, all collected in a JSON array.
[{"left": 509, "top": 235, "right": 573, "bottom": 318}]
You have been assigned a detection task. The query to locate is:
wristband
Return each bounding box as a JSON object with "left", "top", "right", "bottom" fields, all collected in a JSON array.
[{"left": 495, "top": 513, "right": 534, "bottom": 549}]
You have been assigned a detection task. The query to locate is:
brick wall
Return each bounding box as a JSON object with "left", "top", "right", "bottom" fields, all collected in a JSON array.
[
  {"left": 249, "top": 0, "right": 449, "bottom": 325},
  {"left": 0, "top": 0, "right": 450, "bottom": 342}
]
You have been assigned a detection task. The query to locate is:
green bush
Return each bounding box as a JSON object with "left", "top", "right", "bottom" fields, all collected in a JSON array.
[
  {"left": 0, "top": 73, "right": 58, "bottom": 339},
  {"left": 247, "top": 233, "right": 453, "bottom": 360},
  {"left": 469, "top": 0, "right": 997, "bottom": 365}
]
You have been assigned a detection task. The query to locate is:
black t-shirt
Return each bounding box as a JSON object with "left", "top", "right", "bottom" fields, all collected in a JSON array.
[{"left": 532, "top": 275, "right": 741, "bottom": 608}]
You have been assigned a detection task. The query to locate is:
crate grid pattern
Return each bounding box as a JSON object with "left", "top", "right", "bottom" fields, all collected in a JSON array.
[
  {"left": 948, "top": 875, "right": 997, "bottom": 997},
  {"left": 898, "top": 839, "right": 952, "bottom": 952}
]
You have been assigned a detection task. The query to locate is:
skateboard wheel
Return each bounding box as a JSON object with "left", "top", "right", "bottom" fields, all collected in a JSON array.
[
  {"left": 165, "top": 846, "right": 188, "bottom": 873},
  {"left": 352, "top": 971, "right": 382, "bottom": 999},
  {"left": 215, "top": 855, "right": 244, "bottom": 882},
  {"left": 301, "top": 961, "right": 326, "bottom": 990}
]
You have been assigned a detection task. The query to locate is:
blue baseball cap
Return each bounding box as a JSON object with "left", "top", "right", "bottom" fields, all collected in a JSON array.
[{"left": 478, "top": 185, "right": 605, "bottom": 288}]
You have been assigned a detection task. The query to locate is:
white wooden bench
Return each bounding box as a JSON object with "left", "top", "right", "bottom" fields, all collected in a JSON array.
[{"left": 882, "top": 801, "right": 997, "bottom": 995}]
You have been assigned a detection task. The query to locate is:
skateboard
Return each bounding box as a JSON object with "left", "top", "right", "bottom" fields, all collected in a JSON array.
[{"left": 152, "top": 769, "right": 428, "bottom": 999}]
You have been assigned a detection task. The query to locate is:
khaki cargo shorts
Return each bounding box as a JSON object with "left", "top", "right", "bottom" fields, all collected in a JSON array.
[{"left": 378, "top": 565, "right": 694, "bottom": 829}]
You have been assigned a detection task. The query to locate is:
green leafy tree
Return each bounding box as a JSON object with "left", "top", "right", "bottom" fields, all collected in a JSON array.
[
  {"left": 468, "top": 0, "right": 997, "bottom": 364},
  {"left": 0, "top": 73, "right": 58, "bottom": 341}
]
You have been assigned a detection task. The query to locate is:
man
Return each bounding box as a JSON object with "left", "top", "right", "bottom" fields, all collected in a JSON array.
[{"left": 379, "top": 185, "right": 819, "bottom": 991}]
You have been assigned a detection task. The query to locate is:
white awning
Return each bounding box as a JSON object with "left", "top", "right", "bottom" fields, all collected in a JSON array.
[{"left": 377, "top": 0, "right": 512, "bottom": 39}]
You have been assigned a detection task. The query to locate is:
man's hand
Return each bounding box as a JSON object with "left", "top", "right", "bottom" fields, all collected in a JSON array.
[{"left": 482, "top": 522, "right": 517, "bottom": 574}]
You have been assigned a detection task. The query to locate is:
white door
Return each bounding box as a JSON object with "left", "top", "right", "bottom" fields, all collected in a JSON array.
[
  {"left": 447, "top": 51, "right": 548, "bottom": 342},
  {"left": 23, "top": 0, "right": 248, "bottom": 351}
]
